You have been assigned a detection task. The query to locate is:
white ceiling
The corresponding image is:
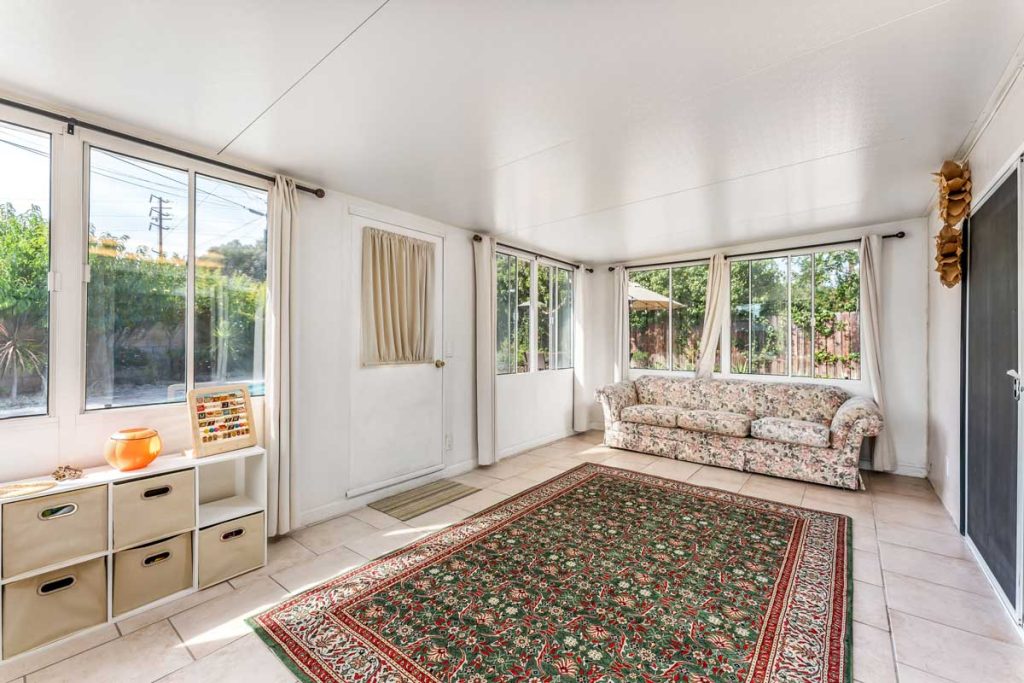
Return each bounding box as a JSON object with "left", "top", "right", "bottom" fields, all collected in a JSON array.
[{"left": 2, "top": 0, "right": 1022, "bottom": 262}]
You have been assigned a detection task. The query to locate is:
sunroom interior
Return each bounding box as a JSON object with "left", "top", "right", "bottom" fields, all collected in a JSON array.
[{"left": 0, "top": 2, "right": 1022, "bottom": 682}]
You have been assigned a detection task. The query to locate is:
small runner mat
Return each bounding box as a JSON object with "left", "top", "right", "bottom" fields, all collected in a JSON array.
[{"left": 368, "top": 479, "right": 479, "bottom": 521}]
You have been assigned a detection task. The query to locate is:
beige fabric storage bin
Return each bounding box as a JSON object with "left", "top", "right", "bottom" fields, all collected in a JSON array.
[
  {"left": 112, "top": 469, "right": 195, "bottom": 550},
  {"left": 113, "top": 532, "right": 193, "bottom": 616},
  {"left": 2, "top": 557, "right": 107, "bottom": 657},
  {"left": 198, "top": 512, "right": 264, "bottom": 588},
  {"left": 2, "top": 485, "right": 108, "bottom": 579}
]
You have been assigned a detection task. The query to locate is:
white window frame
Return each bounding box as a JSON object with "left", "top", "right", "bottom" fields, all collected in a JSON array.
[
  {"left": 79, "top": 133, "right": 271, "bottom": 413},
  {"left": 626, "top": 244, "right": 865, "bottom": 389},
  {"left": 0, "top": 98, "right": 273, "bottom": 464},
  {"left": 496, "top": 248, "right": 575, "bottom": 375},
  {"left": 0, "top": 106, "right": 64, "bottom": 425},
  {"left": 626, "top": 261, "right": 711, "bottom": 376}
]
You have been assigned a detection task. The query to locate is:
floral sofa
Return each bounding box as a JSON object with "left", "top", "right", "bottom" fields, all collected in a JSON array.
[{"left": 596, "top": 375, "right": 883, "bottom": 489}]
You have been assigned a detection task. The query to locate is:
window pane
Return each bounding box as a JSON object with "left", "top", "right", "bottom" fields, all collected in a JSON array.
[
  {"left": 670, "top": 264, "right": 708, "bottom": 372},
  {"left": 0, "top": 121, "right": 50, "bottom": 418},
  {"left": 790, "top": 255, "right": 813, "bottom": 377},
  {"left": 515, "top": 257, "right": 531, "bottom": 373},
  {"left": 86, "top": 148, "right": 188, "bottom": 409},
  {"left": 748, "top": 257, "right": 788, "bottom": 375},
  {"left": 814, "top": 249, "right": 860, "bottom": 379},
  {"left": 536, "top": 264, "right": 551, "bottom": 371},
  {"left": 495, "top": 253, "right": 515, "bottom": 374},
  {"left": 554, "top": 267, "right": 573, "bottom": 369},
  {"left": 729, "top": 261, "right": 750, "bottom": 373},
  {"left": 629, "top": 269, "right": 669, "bottom": 369},
  {"left": 194, "top": 175, "right": 268, "bottom": 394}
]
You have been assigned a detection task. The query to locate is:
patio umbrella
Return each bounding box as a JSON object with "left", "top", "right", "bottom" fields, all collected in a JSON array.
[{"left": 628, "top": 282, "right": 680, "bottom": 310}]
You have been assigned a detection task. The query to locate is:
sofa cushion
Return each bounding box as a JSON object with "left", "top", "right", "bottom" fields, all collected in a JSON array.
[
  {"left": 633, "top": 375, "right": 758, "bottom": 416},
  {"left": 676, "top": 410, "right": 751, "bottom": 437},
  {"left": 751, "top": 417, "right": 830, "bottom": 448},
  {"left": 754, "top": 383, "right": 850, "bottom": 424},
  {"left": 620, "top": 404, "right": 683, "bottom": 428}
]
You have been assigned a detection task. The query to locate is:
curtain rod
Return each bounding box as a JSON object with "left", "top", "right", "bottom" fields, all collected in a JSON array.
[
  {"left": 473, "top": 234, "right": 587, "bottom": 271},
  {"left": 608, "top": 231, "right": 906, "bottom": 271},
  {"left": 0, "top": 96, "right": 326, "bottom": 198}
]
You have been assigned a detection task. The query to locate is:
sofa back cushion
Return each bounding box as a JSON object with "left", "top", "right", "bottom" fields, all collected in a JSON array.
[
  {"left": 632, "top": 375, "right": 850, "bottom": 425},
  {"left": 754, "top": 383, "right": 850, "bottom": 425},
  {"left": 633, "top": 375, "right": 758, "bottom": 416}
]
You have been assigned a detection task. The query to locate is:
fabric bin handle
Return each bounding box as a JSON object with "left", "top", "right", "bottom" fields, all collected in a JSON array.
[
  {"left": 38, "top": 502, "right": 78, "bottom": 521},
  {"left": 142, "top": 485, "right": 172, "bottom": 500},
  {"left": 142, "top": 551, "right": 172, "bottom": 567},
  {"left": 220, "top": 528, "right": 245, "bottom": 542},
  {"left": 37, "top": 575, "right": 76, "bottom": 596}
]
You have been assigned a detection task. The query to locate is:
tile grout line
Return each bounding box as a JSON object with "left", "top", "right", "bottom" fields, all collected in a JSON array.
[{"left": 886, "top": 606, "right": 1024, "bottom": 648}]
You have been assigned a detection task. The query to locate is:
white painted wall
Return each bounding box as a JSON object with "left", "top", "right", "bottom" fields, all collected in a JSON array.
[
  {"left": 495, "top": 370, "right": 574, "bottom": 458},
  {"left": 292, "top": 192, "right": 478, "bottom": 526},
  {"left": 583, "top": 219, "right": 931, "bottom": 477},
  {"left": 928, "top": 67, "right": 1024, "bottom": 521}
]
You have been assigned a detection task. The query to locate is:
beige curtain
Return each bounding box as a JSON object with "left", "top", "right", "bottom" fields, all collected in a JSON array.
[
  {"left": 361, "top": 227, "right": 435, "bottom": 365},
  {"left": 265, "top": 176, "right": 297, "bottom": 536},
  {"left": 473, "top": 235, "right": 497, "bottom": 464},
  {"left": 860, "top": 235, "right": 897, "bottom": 471},
  {"left": 612, "top": 266, "right": 630, "bottom": 381},
  {"left": 695, "top": 253, "right": 727, "bottom": 378}
]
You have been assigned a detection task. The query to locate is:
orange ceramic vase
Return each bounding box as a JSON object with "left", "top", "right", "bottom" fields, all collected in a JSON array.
[{"left": 104, "top": 427, "right": 162, "bottom": 471}]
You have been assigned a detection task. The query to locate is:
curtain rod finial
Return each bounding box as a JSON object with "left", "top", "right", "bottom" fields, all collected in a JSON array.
[
  {"left": 473, "top": 234, "right": 483, "bottom": 242},
  {"left": 313, "top": 188, "right": 326, "bottom": 198}
]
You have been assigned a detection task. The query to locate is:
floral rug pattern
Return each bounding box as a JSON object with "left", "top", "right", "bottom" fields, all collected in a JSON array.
[{"left": 251, "top": 464, "right": 851, "bottom": 682}]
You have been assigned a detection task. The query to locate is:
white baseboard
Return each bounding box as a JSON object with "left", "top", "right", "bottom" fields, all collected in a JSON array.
[
  {"left": 297, "top": 458, "right": 478, "bottom": 528},
  {"left": 893, "top": 464, "right": 928, "bottom": 478},
  {"left": 497, "top": 430, "right": 574, "bottom": 459}
]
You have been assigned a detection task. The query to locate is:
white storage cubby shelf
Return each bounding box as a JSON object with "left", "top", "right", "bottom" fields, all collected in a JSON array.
[{"left": 0, "top": 445, "right": 267, "bottom": 662}]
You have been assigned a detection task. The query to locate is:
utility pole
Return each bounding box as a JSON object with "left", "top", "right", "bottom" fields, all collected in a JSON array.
[{"left": 149, "top": 194, "right": 172, "bottom": 258}]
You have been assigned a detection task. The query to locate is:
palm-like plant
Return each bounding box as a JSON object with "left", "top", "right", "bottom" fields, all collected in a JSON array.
[{"left": 0, "top": 317, "right": 45, "bottom": 400}]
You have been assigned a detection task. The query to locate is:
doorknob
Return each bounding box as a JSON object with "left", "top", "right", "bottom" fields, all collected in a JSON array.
[
  {"left": 1008, "top": 369, "right": 1021, "bottom": 401},
  {"left": 435, "top": 359, "right": 446, "bottom": 368}
]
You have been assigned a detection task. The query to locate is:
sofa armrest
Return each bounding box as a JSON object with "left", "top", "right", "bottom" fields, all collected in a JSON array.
[
  {"left": 596, "top": 381, "right": 638, "bottom": 429},
  {"left": 830, "top": 396, "right": 884, "bottom": 450}
]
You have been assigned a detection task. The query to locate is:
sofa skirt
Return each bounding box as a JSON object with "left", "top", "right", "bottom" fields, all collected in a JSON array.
[{"left": 605, "top": 423, "right": 860, "bottom": 490}]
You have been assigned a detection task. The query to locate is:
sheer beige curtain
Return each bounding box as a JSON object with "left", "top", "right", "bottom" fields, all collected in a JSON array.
[
  {"left": 860, "top": 235, "right": 896, "bottom": 471},
  {"left": 361, "top": 227, "right": 436, "bottom": 365},
  {"left": 265, "top": 176, "right": 297, "bottom": 536},
  {"left": 695, "top": 253, "right": 728, "bottom": 378}
]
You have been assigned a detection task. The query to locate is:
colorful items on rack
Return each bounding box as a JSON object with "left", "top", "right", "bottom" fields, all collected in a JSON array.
[{"left": 186, "top": 385, "right": 257, "bottom": 457}]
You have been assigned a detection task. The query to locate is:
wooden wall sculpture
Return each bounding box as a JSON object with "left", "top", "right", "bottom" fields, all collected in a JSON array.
[{"left": 933, "top": 160, "right": 971, "bottom": 288}]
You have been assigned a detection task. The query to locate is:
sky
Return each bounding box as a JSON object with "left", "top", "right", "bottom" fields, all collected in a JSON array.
[{"left": 0, "top": 118, "right": 269, "bottom": 261}]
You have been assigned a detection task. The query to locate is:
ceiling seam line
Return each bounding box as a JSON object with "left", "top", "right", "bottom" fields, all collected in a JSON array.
[{"left": 216, "top": 0, "right": 393, "bottom": 155}]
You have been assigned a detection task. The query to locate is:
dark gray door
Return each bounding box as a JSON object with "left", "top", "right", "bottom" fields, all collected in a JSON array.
[{"left": 966, "top": 168, "right": 1018, "bottom": 606}]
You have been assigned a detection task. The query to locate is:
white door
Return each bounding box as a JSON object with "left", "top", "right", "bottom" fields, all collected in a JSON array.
[{"left": 347, "top": 217, "right": 444, "bottom": 497}]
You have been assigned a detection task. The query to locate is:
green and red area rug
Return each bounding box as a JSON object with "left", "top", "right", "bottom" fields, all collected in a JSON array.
[{"left": 251, "top": 464, "right": 852, "bottom": 682}]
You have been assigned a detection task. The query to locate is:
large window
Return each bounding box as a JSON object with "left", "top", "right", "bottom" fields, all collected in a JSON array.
[
  {"left": 86, "top": 147, "right": 268, "bottom": 410},
  {"left": 0, "top": 121, "right": 51, "bottom": 418},
  {"left": 537, "top": 264, "right": 574, "bottom": 370},
  {"left": 496, "top": 252, "right": 573, "bottom": 375},
  {"left": 629, "top": 264, "right": 709, "bottom": 371},
  {"left": 730, "top": 249, "right": 860, "bottom": 380}
]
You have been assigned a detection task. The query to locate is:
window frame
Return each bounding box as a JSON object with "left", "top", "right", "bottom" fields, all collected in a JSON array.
[
  {"left": 495, "top": 248, "right": 574, "bottom": 376},
  {"left": 0, "top": 109, "right": 62, "bottom": 423},
  {"left": 627, "top": 262, "right": 710, "bottom": 374},
  {"left": 625, "top": 243, "right": 863, "bottom": 385},
  {"left": 80, "top": 134, "right": 271, "bottom": 413}
]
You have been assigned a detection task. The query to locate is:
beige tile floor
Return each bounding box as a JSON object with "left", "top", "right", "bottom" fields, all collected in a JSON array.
[{"left": 3, "top": 431, "right": 1022, "bottom": 682}]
